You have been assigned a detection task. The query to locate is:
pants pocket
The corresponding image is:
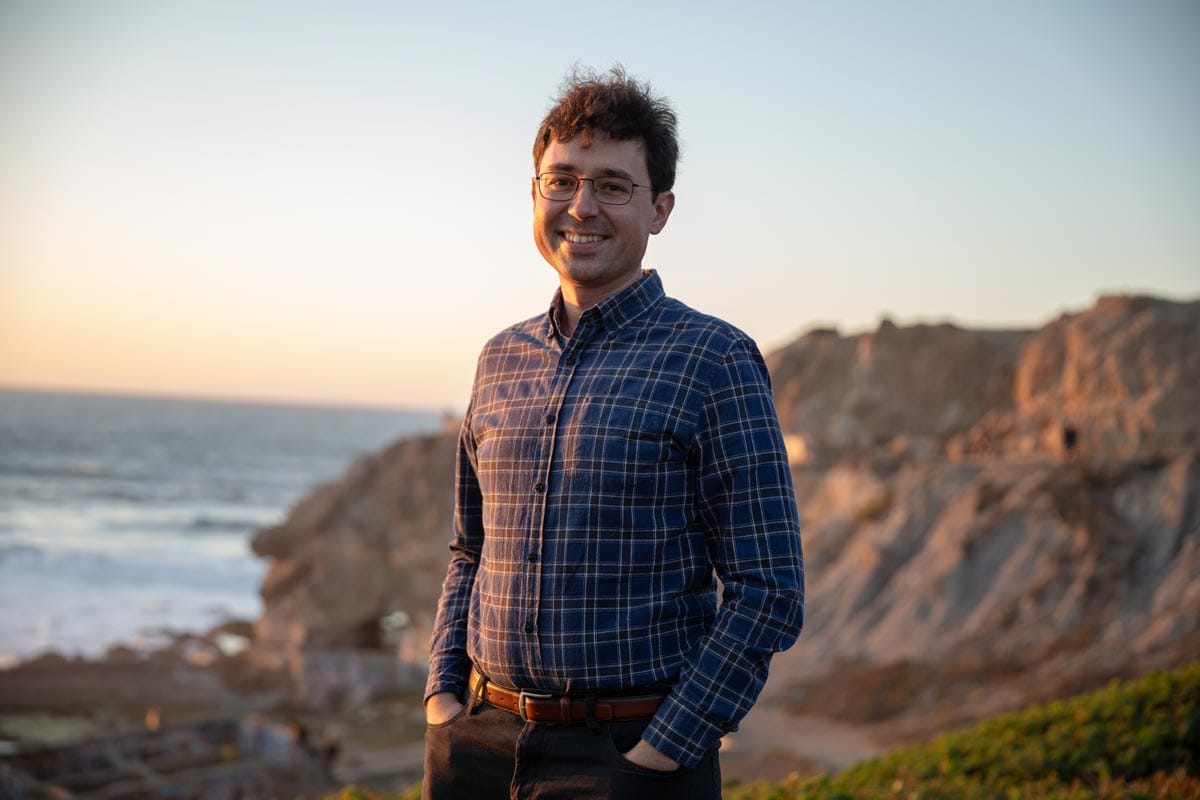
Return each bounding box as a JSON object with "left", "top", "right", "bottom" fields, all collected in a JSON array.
[
  {"left": 604, "top": 720, "right": 685, "bottom": 778},
  {"left": 425, "top": 702, "right": 469, "bottom": 731}
]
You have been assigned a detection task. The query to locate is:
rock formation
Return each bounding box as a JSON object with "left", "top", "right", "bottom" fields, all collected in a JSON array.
[
  {"left": 771, "top": 294, "right": 1200, "bottom": 739},
  {"left": 247, "top": 431, "right": 456, "bottom": 705},
  {"left": 965, "top": 294, "right": 1200, "bottom": 460},
  {"left": 247, "top": 293, "right": 1200, "bottom": 737},
  {"left": 767, "top": 320, "right": 1027, "bottom": 461}
]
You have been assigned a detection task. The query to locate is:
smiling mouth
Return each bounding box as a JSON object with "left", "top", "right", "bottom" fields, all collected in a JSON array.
[{"left": 562, "top": 232, "right": 607, "bottom": 244}]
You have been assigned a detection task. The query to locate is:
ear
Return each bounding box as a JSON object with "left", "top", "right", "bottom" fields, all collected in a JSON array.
[
  {"left": 531, "top": 177, "right": 538, "bottom": 204},
  {"left": 649, "top": 191, "right": 675, "bottom": 235}
]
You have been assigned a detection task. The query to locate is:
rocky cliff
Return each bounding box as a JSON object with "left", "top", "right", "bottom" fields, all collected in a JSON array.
[
  {"left": 247, "top": 294, "right": 1200, "bottom": 739},
  {"left": 767, "top": 320, "right": 1027, "bottom": 461},
  {"left": 246, "top": 431, "right": 456, "bottom": 705}
]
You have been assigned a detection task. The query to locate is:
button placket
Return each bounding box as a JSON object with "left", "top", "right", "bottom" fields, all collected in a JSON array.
[{"left": 523, "top": 326, "right": 588, "bottom": 656}]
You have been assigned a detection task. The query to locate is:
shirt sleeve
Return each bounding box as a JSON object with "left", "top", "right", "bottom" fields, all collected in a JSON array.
[
  {"left": 640, "top": 336, "right": 805, "bottom": 766},
  {"left": 423, "top": 410, "right": 484, "bottom": 703}
]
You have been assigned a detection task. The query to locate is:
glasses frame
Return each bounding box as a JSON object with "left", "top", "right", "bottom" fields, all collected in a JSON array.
[{"left": 534, "top": 172, "right": 650, "bottom": 206}]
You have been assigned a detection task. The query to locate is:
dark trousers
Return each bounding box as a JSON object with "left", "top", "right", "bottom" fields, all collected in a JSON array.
[{"left": 422, "top": 700, "right": 721, "bottom": 799}]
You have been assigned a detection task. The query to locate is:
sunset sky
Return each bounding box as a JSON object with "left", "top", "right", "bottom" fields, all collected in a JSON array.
[{"left": 2, "top": 0, "right": 1197, "bottom": 411}]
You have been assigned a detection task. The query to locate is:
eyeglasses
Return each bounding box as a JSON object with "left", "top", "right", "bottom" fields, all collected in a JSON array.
[{"left": 535, "top": 172, "right": 649, "bottom": 206}]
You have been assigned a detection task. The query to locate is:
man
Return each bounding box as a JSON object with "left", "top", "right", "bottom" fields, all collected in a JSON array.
[{"left": 423, "top": 68, "right": 804, "bottom": 799}]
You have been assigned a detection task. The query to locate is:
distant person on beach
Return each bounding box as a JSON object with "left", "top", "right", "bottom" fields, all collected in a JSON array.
[{"left": 422, "top": 67, "right": 804, "bottom": 799}]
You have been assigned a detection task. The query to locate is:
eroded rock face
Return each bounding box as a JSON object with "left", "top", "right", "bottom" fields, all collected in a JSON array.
[
  {"left": 248, "top": 431, "right": 456, "bottom": 704},
  {"left": 762, "top": 294, "right": 1200, "bottom": 736},
  {"left": 773, "top": 450, "right": 1200, "bottom": 741},
  {"left": 788, "top": 454, "right": 1199, "bottom": 669},
  {"left": 771, "top": 295, "right": 1200, "bottom": 463},
  {"left": 249, "top": 293, "right": 1199, "bottom": 722},
  {"left": 767, "top": 322, "right": 1027, "bottom": 462},
  {"left": 1007, "top": 295, "right": 1200, "bottom": 459}
]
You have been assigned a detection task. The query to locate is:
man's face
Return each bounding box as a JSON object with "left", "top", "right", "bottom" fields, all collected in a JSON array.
[{"left": 532, "top": 133, "right": 674, "bottom": 299}]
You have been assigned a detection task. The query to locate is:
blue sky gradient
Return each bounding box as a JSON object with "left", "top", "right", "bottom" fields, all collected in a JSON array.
[{"left": 2, "top": 0, "right": 1196, "bottom": 408}]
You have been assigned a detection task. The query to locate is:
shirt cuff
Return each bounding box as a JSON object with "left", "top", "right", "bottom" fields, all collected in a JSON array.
[
  {"left": 639, "top": 693, "right": 725, "bottom": 769},
  {"left": 424, "top": 673, "right": 467, "bottom": 705}
]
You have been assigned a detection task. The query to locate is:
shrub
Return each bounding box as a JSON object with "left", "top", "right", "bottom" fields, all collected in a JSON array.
[{"left": 728, "top": 662, "right": 1200, "bottom": 799}]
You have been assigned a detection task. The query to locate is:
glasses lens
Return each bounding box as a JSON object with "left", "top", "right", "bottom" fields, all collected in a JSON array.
[
  {"left": 537, "top": 173, "right": 636, "bottom": 204},
  {"left": 539, "top": 173, "right": 578, "bottom": 200},
  {"left": 593, "top": 177, "right": 634, "bottom": 205}
]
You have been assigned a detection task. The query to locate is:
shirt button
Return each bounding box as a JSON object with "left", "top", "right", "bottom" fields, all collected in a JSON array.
[
  {"left": 545, "top": 413, "right": 556, "bottom": 424},
  {"left": 523, "top": 622, "right": 535, "bottom": 634},
  {"left": 527, "top": 552, "right": 537, "bottom": 563},
  {"left": 533, "top": 481, "right": 545, "bottom": 494}
]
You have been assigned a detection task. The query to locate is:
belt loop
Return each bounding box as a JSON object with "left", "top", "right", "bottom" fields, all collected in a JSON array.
[
  {"left": 584, "top": 693, "right": 600, "bottom": 734},
  {"left": 467, "top": 669, "right": 486, "bottom": 715},
  {"left": 559, "top": 695, "right": 572, "bottom": 726}
]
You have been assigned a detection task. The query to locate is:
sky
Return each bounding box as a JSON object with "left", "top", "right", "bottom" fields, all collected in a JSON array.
[{"left": 1, "top": 0, "right": 1197, "bottom": 411}]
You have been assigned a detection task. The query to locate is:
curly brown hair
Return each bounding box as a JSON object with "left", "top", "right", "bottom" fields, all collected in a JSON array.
[{"left": 533, "top": 66, "right": 679, "bottom": 198}]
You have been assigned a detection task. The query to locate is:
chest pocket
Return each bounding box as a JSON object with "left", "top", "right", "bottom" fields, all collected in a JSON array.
[{"left": 564, "top": 400, "right": 688, "bottom": 498}]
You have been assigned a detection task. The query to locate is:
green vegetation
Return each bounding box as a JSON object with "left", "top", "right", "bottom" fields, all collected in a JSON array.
[
  {"left": 328, "top": 663, "right": 1200, "bottom": 800},
  {"left": 729, "top": 662, "right": 1199, "bottom": 799}
]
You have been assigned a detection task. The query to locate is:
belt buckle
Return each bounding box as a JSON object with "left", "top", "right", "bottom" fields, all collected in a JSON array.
[{"left": 518, "top": 690, "right": 554, "bottom": 723}]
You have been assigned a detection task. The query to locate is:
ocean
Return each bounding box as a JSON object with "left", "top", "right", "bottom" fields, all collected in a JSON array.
[{"left": 0, "top": 388, "right": 442, "bottom": 667}]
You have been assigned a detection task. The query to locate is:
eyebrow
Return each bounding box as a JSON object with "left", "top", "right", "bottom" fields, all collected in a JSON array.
[{"left": 543, "top": 163, "right": 638, "bottom": 182}]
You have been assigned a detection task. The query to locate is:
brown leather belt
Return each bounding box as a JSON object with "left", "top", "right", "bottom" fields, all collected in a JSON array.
[{"left": 469, "top": 667, "right": 666, "bottom": 726}]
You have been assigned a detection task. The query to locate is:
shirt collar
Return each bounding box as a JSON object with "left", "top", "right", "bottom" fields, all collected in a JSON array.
[{"left": 548, "top": 270, "right": 665, "bottom": 339}]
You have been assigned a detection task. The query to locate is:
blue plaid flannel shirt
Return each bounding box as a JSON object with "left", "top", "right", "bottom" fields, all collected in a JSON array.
[{"left": 426, "top": 270, "right": 804, "bottom": 767}]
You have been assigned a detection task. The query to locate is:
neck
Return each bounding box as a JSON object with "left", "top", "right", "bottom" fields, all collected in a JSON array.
[
  {"left": 558, "top": 297, "right": 583, "bottom": 338},
  {"left": 558, "top": 270, "right": 643, "bottom": 338}
]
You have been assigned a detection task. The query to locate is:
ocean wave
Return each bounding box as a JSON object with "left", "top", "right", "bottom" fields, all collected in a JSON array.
[
  {"left": 187, "top": 515, "right": 269, "bottom": 534},
  {"left": 0, "top": 388, "right": 434, "bottom": 661},
  {"left": 0, "top": 478, "right": 148, "bottom": 505},
  {"left": 83, "top": 507, "right": 278, "bottom": 538},
  {"left": 0, "top": 542, "right": 44, "bottom": 561},
  {"left": 0, "top": 459, "right": 112, "bottom": 481}
]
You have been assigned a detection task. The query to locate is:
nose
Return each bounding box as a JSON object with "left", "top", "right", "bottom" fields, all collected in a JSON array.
[{"left": 567, "top": 180, "right": 600, "bottom": 219}]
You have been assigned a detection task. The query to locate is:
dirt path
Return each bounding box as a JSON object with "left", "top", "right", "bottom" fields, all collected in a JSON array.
[{"left": 719, "top": 705, "right": 883, "bottom": 783}]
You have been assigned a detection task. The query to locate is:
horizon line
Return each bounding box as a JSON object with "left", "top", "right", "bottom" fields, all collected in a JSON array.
[{"left": 0, "top": 381, "right": 456, "bottom": 417}]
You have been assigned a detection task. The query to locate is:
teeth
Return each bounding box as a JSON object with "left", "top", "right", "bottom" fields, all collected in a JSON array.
[{"left": 564, "top": 232, "right": 605, "bottom": 244}]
